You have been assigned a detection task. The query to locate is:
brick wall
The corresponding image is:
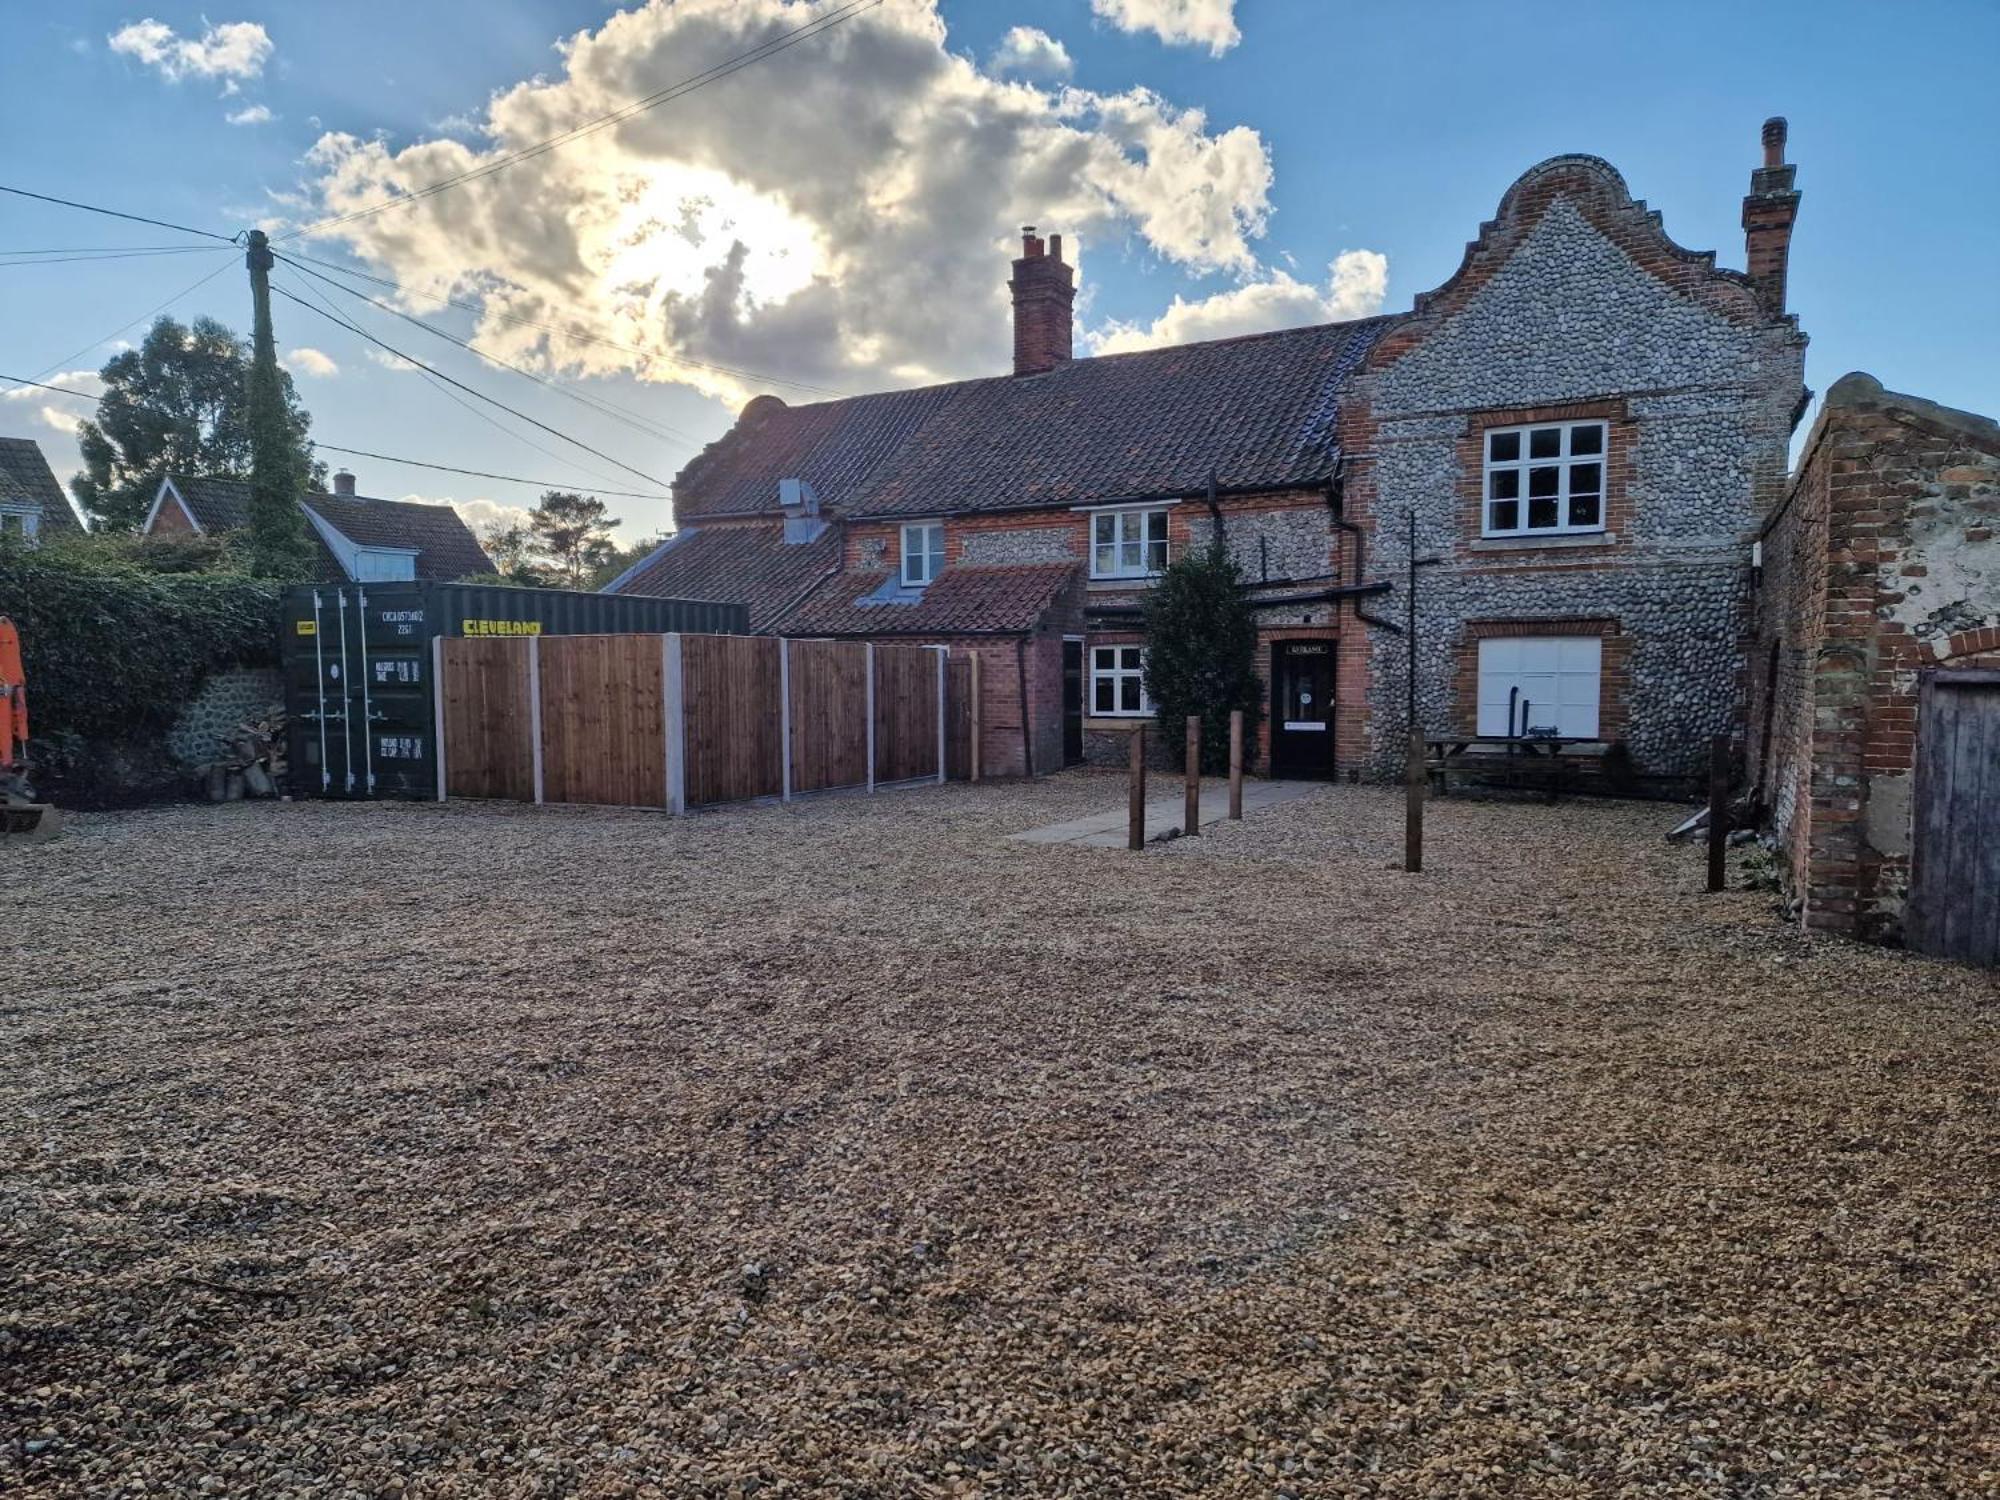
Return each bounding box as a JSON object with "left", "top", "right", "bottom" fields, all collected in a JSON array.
[{"left": 1746, "top": 375, "right": 2000, "bottom": 940}]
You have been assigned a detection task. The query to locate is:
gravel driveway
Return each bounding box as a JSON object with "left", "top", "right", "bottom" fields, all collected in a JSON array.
[{"left": 6, "top": 775, "right": 1996, "bottom": 1497}]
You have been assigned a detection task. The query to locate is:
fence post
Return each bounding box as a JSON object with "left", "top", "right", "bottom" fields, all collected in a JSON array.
[
  {"left": 864, "top": 642, "right": 877, "bottom": 793},
  {"left": 935, "top": 645, "right": 947, "bottom": 786},
  {"left": 1184, "top": 717, "right": 1202, "bottom": 836},
  {"left": 1707, "top": 734, "right": 1730, "bottom": 893},
  {"left": 970, "top": 649, "right": 983, "bottom": 783},
  {"left": 663, "top": 633, "right": 686, "bottom": 816},
  {"left": 431, "top": 635, "right": 446, "bottom": 802},
  {"left": 779, "top": 637, "right": 793, "bottom": 803},
  {"left": 1228, "top": 709, "right": 1243, "bottom": 820},
  {"left": 1128, "top": 726, "right": 1147, "bottom": 851},
  {"left": 1404, "top": 728, "right": 1424, "bottom": 873},
  {"left": 528, "top": 635, "right": 545, "bottom": 806}
]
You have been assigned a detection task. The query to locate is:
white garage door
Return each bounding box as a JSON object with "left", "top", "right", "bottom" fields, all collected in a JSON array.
[{"left": 1477, "top": 636, "right": 1602, "bottom": 738}]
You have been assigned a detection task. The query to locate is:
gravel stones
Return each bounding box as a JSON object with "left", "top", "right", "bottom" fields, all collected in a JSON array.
[{"left": 4, "top": 776, "right": 1996, "bottom": 1495}]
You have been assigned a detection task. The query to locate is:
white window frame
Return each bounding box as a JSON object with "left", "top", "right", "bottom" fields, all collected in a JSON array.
[
  {"left": 1088, "top": 506, "right": 1169, "bottom": 579},
  {"left": 1481, "top": 420, "right": 1609, "bottom": 538},
  {"left": 0, "top": 508, "right": 40, "bottom": 543},
  {"left": 900, "top": 521, "right": 945, "bottom": 587},
  {"left": 353, "top": 548, "right": 418, "bottom": 583},
  {"left": 1089, "top": 644, "right": 1153, "bottom": 717}
]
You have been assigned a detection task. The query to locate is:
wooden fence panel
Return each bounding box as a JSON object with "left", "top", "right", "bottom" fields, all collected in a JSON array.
[
  {"left": 788, "top": 639, "right": 871, "bottom": 794},
  {"left": 538, "top": 635, "right": 667, "bottom": 807},
  {"left": 945, "top": 656, "right": 972, "bottom": 781},
  {"left": 874, "top": 645, "right": 940, "bottom": 784},
  {"left": 441, "top": 638, "right": 533, "bottom": 799},
  {"left": 683, "top": 634, "right": 783, "bottom": 805}
]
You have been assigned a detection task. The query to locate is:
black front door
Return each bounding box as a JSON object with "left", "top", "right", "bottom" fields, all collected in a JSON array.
[
  {"left": 1270, "top": 640, "right": 1334, "bottom": 778},
  {"left": 1061, "top": 640, "right": 1085, "bottom": 766}
]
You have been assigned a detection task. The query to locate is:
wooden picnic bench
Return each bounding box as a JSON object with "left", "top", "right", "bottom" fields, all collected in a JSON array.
[{"left": 1425, "top": 735, "right": 1609, "bottom": 800}]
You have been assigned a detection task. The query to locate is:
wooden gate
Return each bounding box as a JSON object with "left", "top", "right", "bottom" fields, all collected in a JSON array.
[{"left": 1907, "top": 670, "right": 2000, "bottom": 966}]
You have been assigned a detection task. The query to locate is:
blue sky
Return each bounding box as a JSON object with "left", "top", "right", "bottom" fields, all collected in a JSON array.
[{"left": 5, "top": 1, "right": 1995, "bottom": 542}]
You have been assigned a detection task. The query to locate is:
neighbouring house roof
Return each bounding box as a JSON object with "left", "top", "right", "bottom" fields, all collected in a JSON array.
[
  {"left": 608, "top": 521, "right": 841, "bottom": 631},
  {"left": 150, "top": 475, "right": 493, "bottom": 580},
  {"left": 777, "top": 561, "right": 1080, "bottom": 637},
  {"left": 670, "top": 314, "right": 1404, "bottom": 524},
  {"left": 0, "top": 437, "right": 83, "bottom": 532}
]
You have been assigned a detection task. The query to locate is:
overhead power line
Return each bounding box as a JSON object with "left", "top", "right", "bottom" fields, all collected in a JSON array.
[
  {"left": 277, "top": 253, "right": 703, "bottom": 450},
  {"left": 281, "top": 0, "right": 883, "bottom": 243},
  {"left": 276, "top": 246, "right": 847, "bottom": 399},
  {"left": 0, "top": 184, "right": 238, "bottom": 244},
  {"left": 29, "top": 252, "right": 239, "bottom": 382},
  {"left": 0, "top": 375, "right": 674, "bottom": 500},
  {"left": 270, "top": 282, "right": 674, "bottom": 491},
  {"left": 0, "top": 246, "right": 224, "bottom": 268}
]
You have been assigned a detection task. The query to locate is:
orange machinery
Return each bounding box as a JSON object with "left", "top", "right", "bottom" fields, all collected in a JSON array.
[{"left": 1, "top": 616, "right": 59, "bottom": 840}]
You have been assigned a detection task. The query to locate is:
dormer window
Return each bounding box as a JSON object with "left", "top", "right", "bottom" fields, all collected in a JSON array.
[
  {"left": 900, "top": 522, "right": 945, "bottom": 587},
  {"left": 1483, "top": 421, "right": 1607, "bottom": 536}
]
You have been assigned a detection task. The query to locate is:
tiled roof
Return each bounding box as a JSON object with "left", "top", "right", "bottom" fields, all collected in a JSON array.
[
  {"left": 0, "top": 437, "right": 82, "bottom": 532},
  {"left": 159, "top": 475, "right": 493, "bottom": 580},
  {"left": 607, "top": 521, "right": 841, "bottom": 630},
  {"left": 672, "top": 386, "right": 959, "bottom": 521},
  {"left": 670, "top": 314, "right": 1403, "bottom": 522},
  {"left": 303, "top": 494, "right": 494, "bottom": 580},
  {"left": 778, "top": 561, "right": 1079, "bottom": 637}
]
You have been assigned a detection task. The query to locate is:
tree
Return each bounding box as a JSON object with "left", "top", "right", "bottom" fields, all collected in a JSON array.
[
  {"left": 478, "top": 521, "right": 540, "bottom": 584},
  {"left": 70, "top": 314, "right": 324, "bottom": 534},
  {"left": 589, "top": 530, "right": 667, "bottom": 590},
  {"left": 243, "top": 230, "right": 316, "bottom": 578},
  {"left": 527, "top": 490, "right": 620, "bottom": 589},
  {"left": 1141, "top": 538, "right": 1264, "bottom": 773}
]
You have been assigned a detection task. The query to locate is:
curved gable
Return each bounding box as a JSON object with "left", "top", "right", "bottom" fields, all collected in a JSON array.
[{"left": 1366, "top": 155, "right": 1776, "bottom": 396}]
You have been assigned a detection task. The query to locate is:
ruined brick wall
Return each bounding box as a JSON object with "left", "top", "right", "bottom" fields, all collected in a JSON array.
[{"left": 1748, "top": 375, "right": 2000, "bottom": 939}]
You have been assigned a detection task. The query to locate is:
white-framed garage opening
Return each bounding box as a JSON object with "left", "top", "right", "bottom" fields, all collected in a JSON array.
[{"left": 1476, "top": 636, "right": 1602, "bottom": 739}]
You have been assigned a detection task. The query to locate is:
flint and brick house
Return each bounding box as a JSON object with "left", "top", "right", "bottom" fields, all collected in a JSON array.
[
  {"left": 611, "top": 123, "right": 1811, "bottom": 784},
  {"left": 1745, "top": 374, "right": 2000, "bottom": 963},
  {"left": 143, "top": 469, "right": 493, "bottom": 582}
]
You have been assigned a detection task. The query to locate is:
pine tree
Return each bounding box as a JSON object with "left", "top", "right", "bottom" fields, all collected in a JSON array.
[{"left": 1140, "top": 538, "right": 1264, "bottom": 773}]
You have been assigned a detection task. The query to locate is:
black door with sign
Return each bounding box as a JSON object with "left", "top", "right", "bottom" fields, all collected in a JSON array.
[
  {"left": 1061, "top": 640, "right": 1085, "bottom": 766},
  {"left": 1270, "top": 640, "right": 1334, "bottom": 778}
]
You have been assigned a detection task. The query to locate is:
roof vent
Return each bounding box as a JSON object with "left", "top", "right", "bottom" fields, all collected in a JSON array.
[{"left": 332, "top": 469, "right": 357, "bottom": 498}]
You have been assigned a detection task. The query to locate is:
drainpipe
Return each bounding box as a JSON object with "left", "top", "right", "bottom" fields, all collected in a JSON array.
[
  {"left": 1326, "top": 462, "right": 1403, "bottom": 635},
  {"left": 1205, "top": 468, "right": 1226, "bottom": 550},
  {"left": 1015, "top": 636, "right": 1034, "bottom": 777}
]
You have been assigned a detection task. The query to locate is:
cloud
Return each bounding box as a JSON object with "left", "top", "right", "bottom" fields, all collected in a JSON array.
[
  {"left": 2, "top": 370, "right": 101, "bottom": 436},
  {"left": 989, "top": 25, "right": 1073, "bottom": 79},
  {"left": 1091, "top": 0, "right": 1240, "bottom": 55},
  {"left": 295, "top": 0, "right": 1281, "bottom": 406},
  {"left": 226, "top": 103, "right": 274, "bottom": 126},
  {"left": 283, "top": 347, "right": 339, "bottom": 378},
  {"left": 365, "top": 348, "right": 419, "bottom": 373},
  {"left": 1090, "top": 250, "right": 1389, "bottom": 354},
  {"left": 440, "top": 496, "right": 535, "bottom": 535},
  {"left": 108, "top": 18, "right": 273, "bottom": 84}
]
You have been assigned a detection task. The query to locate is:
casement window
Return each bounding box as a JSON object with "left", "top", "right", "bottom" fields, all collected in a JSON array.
[
  {"left": 900, "top": 521, "right": 946, "bottom": 586},
  {"left": 1476, "top": 636, "right": 1602, "bottom": 739},
  {"left": 1482, "top": 420, "right": 1607, "bottom": 536},
  {"left": 0, "top": 509, "right": 39, "bottom": 543},
  {"left": 353, "top": 549, "right": 417, "bottom": 582},
  {"left": 1090, "top": 644, "right": 1153, "bottom": 716},
  {"left": 1090, "top": 507, "right": 1169, "bottom": 578}
]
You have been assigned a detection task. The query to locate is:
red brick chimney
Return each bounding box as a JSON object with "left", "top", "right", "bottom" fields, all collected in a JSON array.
[
  {"left": 1009, "top": 226, "right": 1074, "bottom": 376},
  {"left": 1742, "top": 117, "right": 1801, "bottom": 319}
]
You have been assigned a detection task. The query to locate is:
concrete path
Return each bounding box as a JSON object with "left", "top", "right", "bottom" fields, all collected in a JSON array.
[{"left": 1009, "top": 779, "right": 1322, "bottom": 848}]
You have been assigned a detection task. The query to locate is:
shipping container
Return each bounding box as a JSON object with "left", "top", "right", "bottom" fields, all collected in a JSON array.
[{"left": 282, "top": 582, "right": 746, "bottom": 800}]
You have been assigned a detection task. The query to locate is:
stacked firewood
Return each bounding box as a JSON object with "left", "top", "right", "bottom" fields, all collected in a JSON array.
[{"left": 201, "top": 705, "right": 288, "bottom": 802}]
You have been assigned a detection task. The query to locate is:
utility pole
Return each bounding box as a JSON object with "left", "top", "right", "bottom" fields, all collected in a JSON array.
[{"left": 244, "top": 228, "right": 310, "bottom": 577}]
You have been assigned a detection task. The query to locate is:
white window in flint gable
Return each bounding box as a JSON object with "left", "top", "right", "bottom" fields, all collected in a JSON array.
[
  {"left": 1482, "top": 420, "right": 1607, "bottom": 536},
  {"left": 1090, "top": 507, "right": 1168, "bottom": 578},
  {"left": 900, "top": 521, "right": 946, "bottom": 586}
]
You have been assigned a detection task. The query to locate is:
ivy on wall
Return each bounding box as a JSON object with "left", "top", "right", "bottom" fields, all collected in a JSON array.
[{"left": 0, "top": 539, "right": 282, "bottom": 802}]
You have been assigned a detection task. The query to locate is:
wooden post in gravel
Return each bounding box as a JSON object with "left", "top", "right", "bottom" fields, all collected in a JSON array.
[
  {"left": 1128, "top": 727, "right": 1146, "bottom": 851},
  {"left": 1404, "top": 728, "right": 1424, "bottom": 873},
  {"left": 1228, "top": 710, "right": 1244, "bottom": 820},
  {"left": 1707, "top": 734, "right": 1730, "bottom": 893},
  {"left": 1184, "top": 717, "right": 1202, "bottom": 836}
]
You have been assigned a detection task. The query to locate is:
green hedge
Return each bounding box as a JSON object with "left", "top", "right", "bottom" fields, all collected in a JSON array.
[{"left": 0, "top": 539, "right": 282, "bottom": 801}]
